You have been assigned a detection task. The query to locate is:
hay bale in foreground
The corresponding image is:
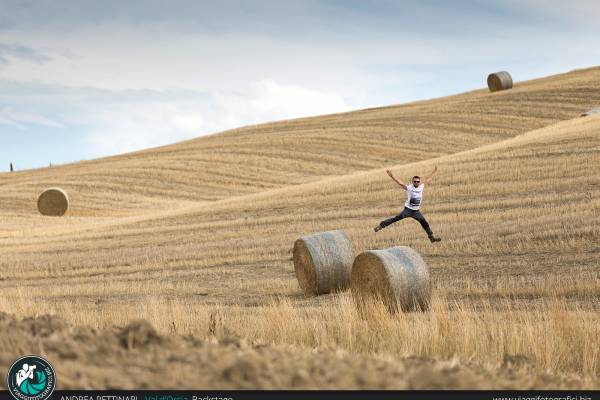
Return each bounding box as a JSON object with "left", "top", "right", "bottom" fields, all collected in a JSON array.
[
  {"left": 581, "top": 107, "right": 600, "bottom": 117},
  {"left": 487, "top": 71, "right": 513, "bottom": 92},
  {"left": 351, "top": 246, "right": 431, "bottom": 313},
  {"left": 37, "top": 187, "right": 69, "bottom": 216},
  {"left": 293, "top": 230, "right": 354, "bottom": 296}
]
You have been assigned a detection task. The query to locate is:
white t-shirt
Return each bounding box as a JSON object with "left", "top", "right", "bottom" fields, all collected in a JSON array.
[{"left": 405, "top": 184, "right": 424, "bottom": 210}]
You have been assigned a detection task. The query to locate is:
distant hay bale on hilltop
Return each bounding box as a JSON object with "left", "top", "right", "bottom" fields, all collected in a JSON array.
[
  {"left": 37, "top": 188, "right": 69, "bottom": 216},
  {"left": 293, "top": 230, "right": 354, "bottom": 296},
  {"left": 581, "top": 107, "right": 600, "bottom": 117},
  {"left": 351, "top": 246, "right": 431, "bottom": 313},
  {"left": 487, "top": 71, "right": 513, "bottom": 92}
]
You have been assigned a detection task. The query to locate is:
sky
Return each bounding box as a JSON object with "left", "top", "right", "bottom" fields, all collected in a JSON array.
[{"left": 1, "top": 0, "right": 600, "bottom": 171}]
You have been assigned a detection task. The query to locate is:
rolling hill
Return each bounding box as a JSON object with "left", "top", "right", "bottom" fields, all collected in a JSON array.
[{"left": 2, "top": 67, "right": 600, "bottom": 217}]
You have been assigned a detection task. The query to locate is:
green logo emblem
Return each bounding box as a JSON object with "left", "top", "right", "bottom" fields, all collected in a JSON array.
[{"left": 7, "top": 355, "right": 56, "bottom": 400}]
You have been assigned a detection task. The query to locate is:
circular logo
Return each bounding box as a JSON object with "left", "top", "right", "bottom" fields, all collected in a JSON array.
[{"left": 6, "top": 356, "right": 56, "bottom": 400}]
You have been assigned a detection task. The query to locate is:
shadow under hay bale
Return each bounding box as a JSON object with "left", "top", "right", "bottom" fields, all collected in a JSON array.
[
  {"left": 351, "top": 246, "right": 431, "bottom": 313},
  {"left": 293, "top": 230, "right": 354, "bottom": 296},
  {"left": 581, "top": 107, "right": 600, "bottom": 117},
  {"left": 37, "top": 187, "right": 69, "bottom": 216},
  {"left": 487, "top": 71, "right": 513, "bottom": 92}
]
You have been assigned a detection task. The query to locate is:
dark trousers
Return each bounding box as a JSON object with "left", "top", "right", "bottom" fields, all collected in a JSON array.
[{"left": 378, "top": 207, "right": 434, "bottom": 237}]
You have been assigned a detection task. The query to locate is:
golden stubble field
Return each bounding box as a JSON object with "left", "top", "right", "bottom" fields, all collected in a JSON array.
[{"left": 0, "top": 67, "right": 599, "bottom": 389}]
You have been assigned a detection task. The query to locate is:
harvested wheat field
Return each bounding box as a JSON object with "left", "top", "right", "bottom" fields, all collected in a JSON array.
[{"left": 1, "top": 67, "right": 599, "bottom": 389}]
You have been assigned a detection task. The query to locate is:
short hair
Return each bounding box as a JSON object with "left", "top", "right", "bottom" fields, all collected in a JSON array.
[{"left": 412, "top": 175, "right": 421, "bottom": 180}]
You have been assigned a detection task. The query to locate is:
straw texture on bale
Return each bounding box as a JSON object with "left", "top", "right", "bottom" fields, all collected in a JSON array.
[
  {"left": 293, "top": 230, "right": 354, "bottom": 296},
  {"left": 581, "top": 107, "right": 600, "bottom": 117},
  {"left": 487, "top": 71, "right": 513, "bottom": 92},
  {"left": 37, "top": 187, "right": 69, "bottom": 216},
  {"left": 351, "top": 246, "right": 431, "bottom": 313}
]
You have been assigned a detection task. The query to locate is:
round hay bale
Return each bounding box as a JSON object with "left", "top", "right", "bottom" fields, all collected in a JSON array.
[
  {"left": 351, "top": 246, "right": 431, "bottom": 313},
  {"left": 487, "top": 71, "right": 513, "bottom": 92},
  {"left": 581, "top": 107, "right": 600, "bottom": 117},
  {"left": 293, "top": 230, "right": 354, "bottom": 296},
  {"left": 37, "top": 187, "right": 69, "bottom": 216}
]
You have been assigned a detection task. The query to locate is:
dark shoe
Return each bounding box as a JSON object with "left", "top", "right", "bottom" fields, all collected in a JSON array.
[
  {"left": 374, "top": 225, "right": 382, "bottom": 233},
  {"left": 429, "top": 235, "right": 441, "bottom": 243}
]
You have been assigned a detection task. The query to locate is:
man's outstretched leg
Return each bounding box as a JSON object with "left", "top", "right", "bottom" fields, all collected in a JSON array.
[
  {"left": 374, "top": 208, "right": 409, "bottom": 232},
  {"left": 412, "top": 210, "right": 441, "bottom": 242}
]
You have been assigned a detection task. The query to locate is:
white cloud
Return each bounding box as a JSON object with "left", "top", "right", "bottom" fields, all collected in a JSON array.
[
  {"left": 0, "top": 105, "right": 64, "bottom": 129},
  {"left": 502, "top": 0, "right": 600, "bottom": 26},
  {"left": 85, "top": 102, "right": 206, "bottom": 155},
  {"left": 0, "top": 43, "right": 52, "bottom": 64},
  {"left": 84, "top": 80, "right": 349, "bottom": 156},
  {"left": 211, "top": 80, "right": 350, "bottom": 128}
]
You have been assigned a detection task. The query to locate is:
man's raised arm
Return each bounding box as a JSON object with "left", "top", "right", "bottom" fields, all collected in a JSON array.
[
  {"left": 424, "top": 166, "right": 438, "bottom": 185},
  {"left": 386, "top": 169, "right": 408, "bottom": 190}
]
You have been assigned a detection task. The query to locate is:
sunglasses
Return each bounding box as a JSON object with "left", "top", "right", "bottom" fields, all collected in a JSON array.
[{"left": 413, "top": 181, "right": 420, "bottom": 184}]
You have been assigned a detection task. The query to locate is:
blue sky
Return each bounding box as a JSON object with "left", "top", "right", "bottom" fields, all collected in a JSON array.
[{"left": 1, "top": 0, "right": 600, "bottom": 171}]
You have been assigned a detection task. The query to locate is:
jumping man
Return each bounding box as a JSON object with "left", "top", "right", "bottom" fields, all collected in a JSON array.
[{"left": 374, "top": 166, "right": 441, "bottom": 243}]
